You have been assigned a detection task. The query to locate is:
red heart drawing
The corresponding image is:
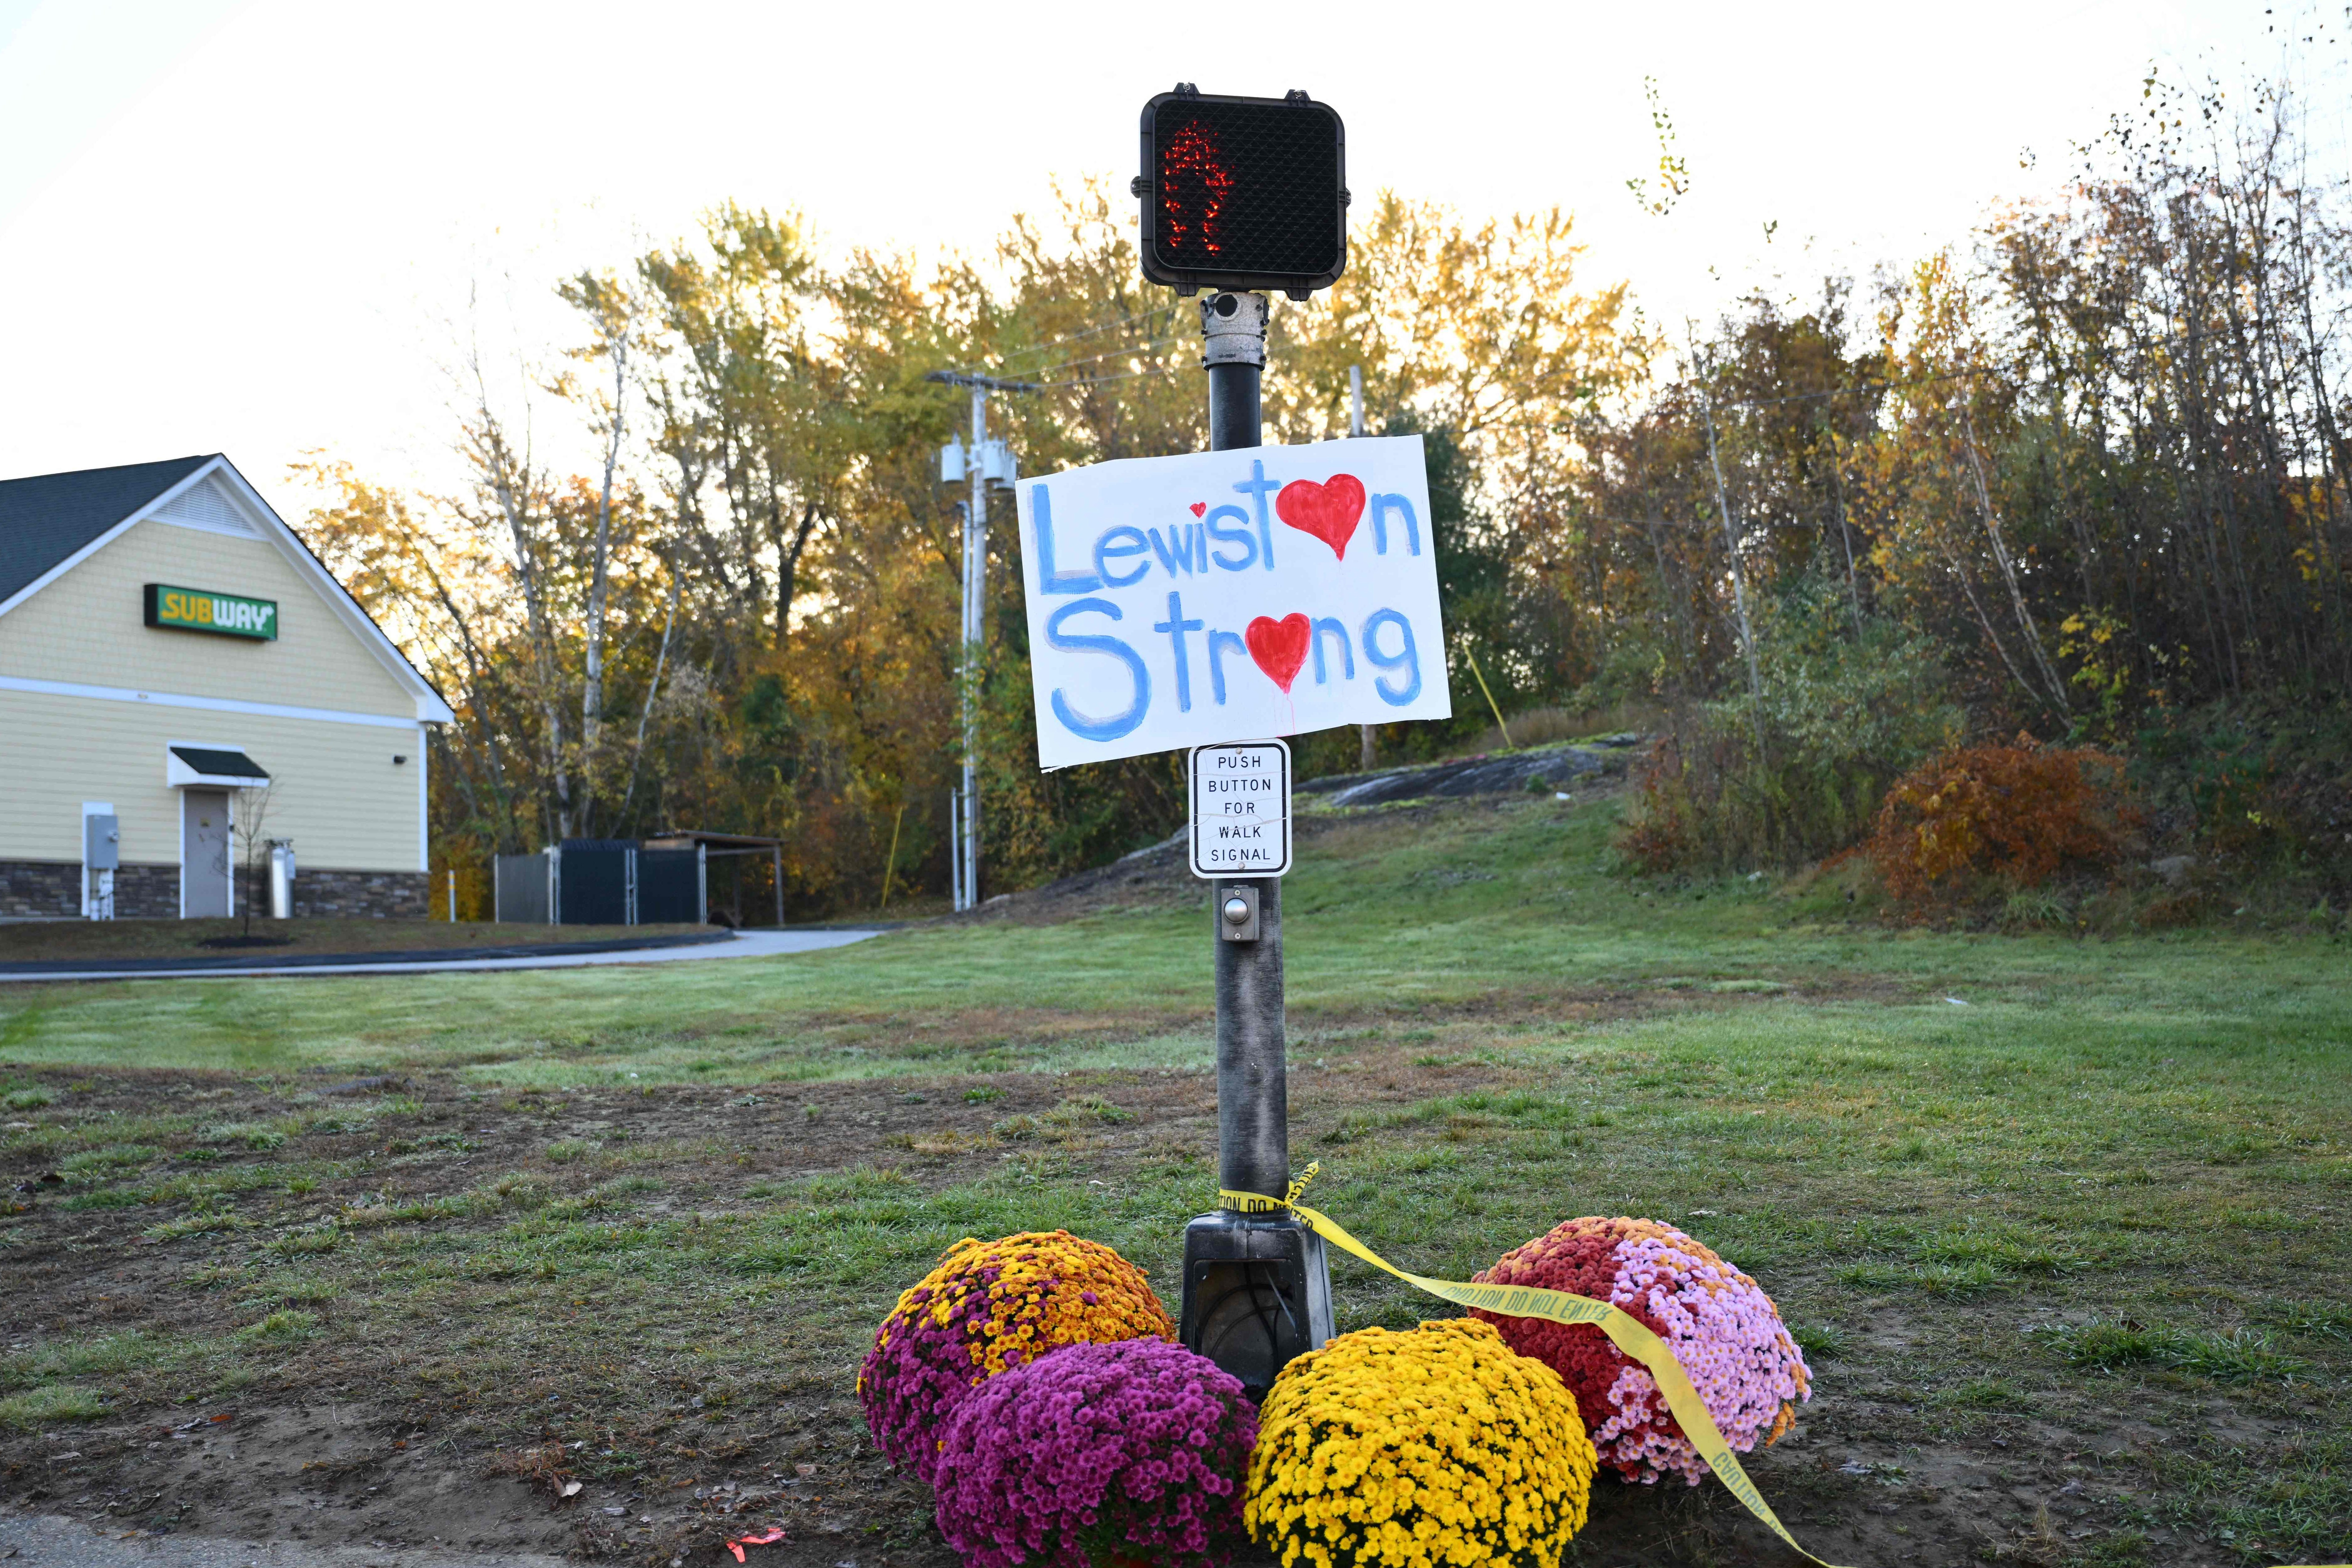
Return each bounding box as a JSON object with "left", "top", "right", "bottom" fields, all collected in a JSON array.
[
  {"left": 1275, "top": 474, "right": 1366, "bottom": 560},
  {"left": 1189, "top": 502, "right": 1207, "bottom": 518},
  {"left": 1246, "top": 614, "right": 1312, "bottom": 694}
]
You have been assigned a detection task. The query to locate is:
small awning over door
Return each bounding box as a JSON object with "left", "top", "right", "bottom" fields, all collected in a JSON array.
[{"left": 167, "top": 745, "right": 271, "bottom": 789}]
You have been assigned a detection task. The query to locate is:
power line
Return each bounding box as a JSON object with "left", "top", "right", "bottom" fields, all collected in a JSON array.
[
  {"left": 999, "top": 303, "right": 1184, "bottom": 367},
  {"left": 1027, "top": 334, "right": 1185, "bottom": 380},
  {"left": 1032, "top": 364, "right": 1182, "bottom": 392}
]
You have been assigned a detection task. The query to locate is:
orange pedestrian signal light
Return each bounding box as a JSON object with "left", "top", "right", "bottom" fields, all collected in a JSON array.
[{"left": 1136, "top": 88, "right": 1347, "bottom": 299}]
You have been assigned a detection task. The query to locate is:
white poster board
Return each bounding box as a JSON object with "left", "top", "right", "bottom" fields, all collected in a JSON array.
[{"left": 1016, "top": 435, "right": 1452, "bottom": 770}]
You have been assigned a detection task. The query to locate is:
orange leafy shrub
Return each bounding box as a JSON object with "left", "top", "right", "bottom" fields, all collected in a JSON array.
[{"left": 1866, "top": 736, "right": 2132, "bottom": 908}]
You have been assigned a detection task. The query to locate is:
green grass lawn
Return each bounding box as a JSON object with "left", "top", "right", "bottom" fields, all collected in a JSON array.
[
  {"left": 2, "top": 794, "right": 2347, "bottom": 1566},
  {"left": 2, "top": 797, "right": 2342, "bottom": 1086}
]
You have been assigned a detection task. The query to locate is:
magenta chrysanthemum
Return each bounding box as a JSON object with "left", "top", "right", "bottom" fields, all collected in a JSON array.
[
  {"left": 1472, "top": 1216, "right": 1811, "bottom": 1485},
  {"left": 857, "top": 1232, "right": 1175, "bottom": 1486},
  {"left": 933, "top": 1338, "right": 1256, "bottom": 1568}
]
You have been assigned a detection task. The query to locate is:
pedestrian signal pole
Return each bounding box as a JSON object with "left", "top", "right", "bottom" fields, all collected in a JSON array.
[
  {"left": 930, "top": 370, "right": 1037, "bottom": 911},
  {"left": 1134, "top": 83, "right": 1350, "bottom": 1398}
]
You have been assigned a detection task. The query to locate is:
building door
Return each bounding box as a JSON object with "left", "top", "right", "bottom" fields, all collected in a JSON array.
[{"left": 182, "top": 789, "right": 232, "bottom": 918}]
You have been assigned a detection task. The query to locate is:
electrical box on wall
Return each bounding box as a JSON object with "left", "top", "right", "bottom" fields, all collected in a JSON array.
[{"left": 83, "top": 813, "right": 119, "bottom": 871}]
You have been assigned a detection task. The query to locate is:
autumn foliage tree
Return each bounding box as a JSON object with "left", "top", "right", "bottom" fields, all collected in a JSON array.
[
  {"left": 298, "top": 181, "right": 1636, "bottom": 915},
  {"left": 301, "top": 57, "right": 2352, "bottom": 918}
]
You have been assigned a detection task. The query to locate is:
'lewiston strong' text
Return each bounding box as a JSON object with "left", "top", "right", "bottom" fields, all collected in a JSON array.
[
  {"left": 1020, "top": 437, "right": 1450, "bottom": 770},
  {"left": 1189, "top": 741, "right": 1291, "bottom": 879}
]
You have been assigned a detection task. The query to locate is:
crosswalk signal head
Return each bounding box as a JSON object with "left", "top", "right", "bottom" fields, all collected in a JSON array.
[{"left": 1136, "top": 87, "right": 1347, "bottom": 299}]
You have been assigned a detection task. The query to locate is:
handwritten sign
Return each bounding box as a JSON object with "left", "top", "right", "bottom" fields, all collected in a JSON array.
[
  {"left": 1017, "top": 435, "right": 1451, "bottom": 769},
  {"left": 1190, "top": 740, "right": 1291, "bottom": 878}
]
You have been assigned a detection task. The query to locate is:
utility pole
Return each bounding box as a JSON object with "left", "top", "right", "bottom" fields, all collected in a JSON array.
[
  {"left": 1176, "top": 291, "right": 1334, "bottom": 1400},
  {"left": 928, "top": 369, "right": 1037, "bottom": 911}
]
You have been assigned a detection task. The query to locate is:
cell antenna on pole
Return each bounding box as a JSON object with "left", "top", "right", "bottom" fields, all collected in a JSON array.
[{"left": 926, "top": 369, "right": 1040, "bottom": 912}]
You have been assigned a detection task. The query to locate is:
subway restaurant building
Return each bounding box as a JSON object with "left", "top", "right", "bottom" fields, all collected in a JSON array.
[{"left": 0, "top": 456, "right": 453, "bottom": 919}]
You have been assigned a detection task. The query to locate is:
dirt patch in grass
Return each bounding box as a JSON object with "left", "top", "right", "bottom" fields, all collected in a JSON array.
[
  {"left": 6, "top": 1048, "right": 2344, "bottom": 1567},
  {"left": 9, "top": 1401, "right": 563, "bottom": 1554},
  {"left": 738, "top": 974, "right": 1908, "bottom": 1068}
]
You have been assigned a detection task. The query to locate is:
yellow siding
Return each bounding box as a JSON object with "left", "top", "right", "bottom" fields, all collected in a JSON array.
[
  {"left": 0, "top": 688, "right": 422, "bottom": 869},
  {"left": 0, "top": 515, "right": 417, "bottom": 717}
]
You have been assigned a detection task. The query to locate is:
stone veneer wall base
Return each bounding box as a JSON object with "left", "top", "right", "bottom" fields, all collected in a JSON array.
[
  {"left": 0, "top": 860, "right": 81, "bottom": 919},
  {"left": 1, "top": 861, "right": 427, "bottom": 921}
]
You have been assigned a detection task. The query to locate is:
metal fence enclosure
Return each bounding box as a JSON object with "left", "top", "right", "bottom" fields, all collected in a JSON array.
[
  {"left": 637, "top": 846, "right": 705, "bottom": 924},
  {"left": 493, "top": 851, "right": 556, "bottom": 924},
  {"left": 557, "top": 840, "right": 636, "bottom": 926},
  {"left": 496, "top": 837, "right": 738, "bottom": 926}
]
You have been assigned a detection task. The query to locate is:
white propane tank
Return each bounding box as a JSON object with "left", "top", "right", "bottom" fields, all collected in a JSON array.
[{"left": 268, "top": 841, "right": 296, "bottom": 919}]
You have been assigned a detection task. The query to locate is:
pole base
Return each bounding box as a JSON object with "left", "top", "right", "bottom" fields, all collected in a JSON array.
[{"left": 1177, "top": 1212, "right": 1333, "bottom": 1402}]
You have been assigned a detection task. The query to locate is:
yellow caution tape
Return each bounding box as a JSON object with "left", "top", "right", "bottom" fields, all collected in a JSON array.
[
  {"left": 1222, "top": 1163, "right": 1846, "bottom": 1565},
  {"left": 1226, "top": 1166, "right": 2351, "bottom": 1568}
]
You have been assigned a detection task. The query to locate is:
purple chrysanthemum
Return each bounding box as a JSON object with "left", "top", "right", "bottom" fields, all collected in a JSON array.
[
  {"left": 858, "top": 1233, "right": 1174, "bottom": 1486},
  {"left": 932, "top": 1339, "right": 1256, "bottom": 1568}
]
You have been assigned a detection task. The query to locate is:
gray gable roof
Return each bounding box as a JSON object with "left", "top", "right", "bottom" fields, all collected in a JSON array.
[{"left": 0, "top": 455, "right": 216, "bottom": 607}]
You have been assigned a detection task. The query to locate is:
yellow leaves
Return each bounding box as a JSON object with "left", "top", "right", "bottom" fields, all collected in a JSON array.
[{"left": 1267, "top": 193, "right": 1651, "bottom": 462}]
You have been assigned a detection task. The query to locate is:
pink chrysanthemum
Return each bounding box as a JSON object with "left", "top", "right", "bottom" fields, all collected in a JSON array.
[{"left": 1472, "top": 1216, "right": 1810, "bottom": 1485}]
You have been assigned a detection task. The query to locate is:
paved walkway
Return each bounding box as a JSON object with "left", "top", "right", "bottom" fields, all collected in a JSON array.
[
  {"left": 0, "top": 928, "right": 883, "bottom": 984},
  {"left": 0, "top": 1513, "right": 570, "bottom": 1568}
]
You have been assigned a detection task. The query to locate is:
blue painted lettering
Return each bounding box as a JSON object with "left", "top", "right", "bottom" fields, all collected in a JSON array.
[
  {"left": 1207, "top": 629, "right": 1248, "bottom": 705},
  {"left": 1234, "top": 460, "right": 1279, "bottom": 570},
  {"left": 1093, "top": 525, "right": 1151, "bottom": 588},
  {"left": 1153, "top": 591, "right": 1204, "bottom": 712},
  {"left": 1032, "top": 485, "right": 1102, "bottom": 594},
  {"left": 1371, "top": 493, "right": 1422, "bottom": 556},
  {"left": 1312, "top": 616, "right": 1354, "bottom": 683},
  {"left": 1148, "top": 524, "right": 1196, "bottom": 578},
  {"left": 1046, "top": 599, "right": 1150, "bottom": 741},
  {"left": 1362, "top": 609, "right": 1422, "bottom": 706},
  {"left": 1204, "top": 505, "right": 1257, "bottom": 571}
]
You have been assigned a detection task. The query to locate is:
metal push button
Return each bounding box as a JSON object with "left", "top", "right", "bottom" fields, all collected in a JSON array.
[{"left": 1216, "top": 884, "right": 1260, "bottom": 942}]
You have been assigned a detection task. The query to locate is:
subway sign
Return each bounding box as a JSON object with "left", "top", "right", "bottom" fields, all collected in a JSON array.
[{"left": 144, "top": 583, "right": 278, "bottom": 640}]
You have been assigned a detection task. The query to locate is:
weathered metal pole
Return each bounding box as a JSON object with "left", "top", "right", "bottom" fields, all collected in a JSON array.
[
  {"left": 1178, "top": 291, "right": 1332, "bottom": 1400},
  {"left": 1203, "top": 290, "right": 1287, "bottom": 1205}
]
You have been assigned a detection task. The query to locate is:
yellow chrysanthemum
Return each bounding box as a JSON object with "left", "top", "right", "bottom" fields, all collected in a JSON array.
[
  {"left": 858, "top": 1230, "right": 1174, "bottom": 1486},
  {"left": 1246, "top": 1319, "right": 1598, "bottom": 1568}
]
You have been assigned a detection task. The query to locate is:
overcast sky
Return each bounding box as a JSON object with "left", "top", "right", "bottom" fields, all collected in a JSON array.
[{"left": 0, "top": 0, "right": 2340, "bottom": 506}]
